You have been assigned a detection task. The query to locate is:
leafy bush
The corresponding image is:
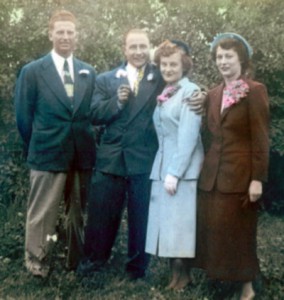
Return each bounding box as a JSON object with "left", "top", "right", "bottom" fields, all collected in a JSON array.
[{"left": 0, "top": 0, "right": 283, "bottom": 211}]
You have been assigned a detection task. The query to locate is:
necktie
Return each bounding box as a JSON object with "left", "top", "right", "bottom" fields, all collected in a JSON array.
[
  {"left": 63, "top": 60, "right": 74, "bottom": 98},
  {"left": 133, "top": 68, "right": 144, "bottom": 96}
]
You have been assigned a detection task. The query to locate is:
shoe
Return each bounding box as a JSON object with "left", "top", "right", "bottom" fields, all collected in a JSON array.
[
  {"left": 76, "top": 258, "right": 103, "bottom": 277},
  {"left": 126, "top": 270, "right": 145, "bottom": 281},
  {"left": 26, "top": 259, "right": 49, "bottom": 278}
]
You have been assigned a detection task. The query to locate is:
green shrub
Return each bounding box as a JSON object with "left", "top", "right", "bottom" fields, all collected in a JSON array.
[{"left": 0, "top": 0, "right": 283, "bottom": 211}]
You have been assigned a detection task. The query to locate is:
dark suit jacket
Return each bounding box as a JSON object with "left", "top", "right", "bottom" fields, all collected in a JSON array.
[
  {"left": 198, "top": 78, "right": 269, "bottom": 193},
  {"left": 15, "top": 53, "right": 96, "bottom": 171},
  {"left": 90, "top": 63, "right": 164, "bottom": 176}
]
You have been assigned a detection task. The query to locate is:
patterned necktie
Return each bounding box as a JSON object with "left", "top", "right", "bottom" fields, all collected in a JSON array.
[
  {"left": 133, "top": 68, "right": 144, "bottom": 96},
  {"left": 63, "top": 60, "right": 74, "bottom": 98}
]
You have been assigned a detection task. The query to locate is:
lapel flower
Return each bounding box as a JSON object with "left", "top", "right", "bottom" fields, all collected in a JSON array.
[
  {"left": 223, "top": 79, "right": 249, "bottom": 109},
  {"left": 46, "top": 234, "right": 57, "bottom": 242},
  {"left": 147, "top": 73, "right": 154, "bottom": 81},
  {"left": 157, "top": 84, "right": 181, "bottom": 104},
  {"left": 115, "top": 69, "right": 128, "bottom": 78},
  {"left": 79, "top": 69, "right": 90, "bottom": 76}
]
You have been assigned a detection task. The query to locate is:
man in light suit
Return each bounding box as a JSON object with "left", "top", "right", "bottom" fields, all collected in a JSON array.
[{"left": 15, "top": 10, "right": 96, "bottom": 277}]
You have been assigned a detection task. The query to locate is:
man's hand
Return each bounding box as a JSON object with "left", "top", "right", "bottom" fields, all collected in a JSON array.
[
  {"left": 249, "top": 180, "right": 262, "bottom": 202},
  {"left": 117, "top": 84, "right": 132, "bottom": 104},
  {"left": 164, "top": 174, "right": 178, "bottom": 195},
  {"left": 184, "top": 90, "right": 207, "bottom": 115}
]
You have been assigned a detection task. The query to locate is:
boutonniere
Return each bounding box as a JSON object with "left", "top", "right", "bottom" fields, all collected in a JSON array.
[
  {"left": 157, "top": 84, "right": 181, "bottom": 105},
  {"left": 147, "top": 73, "right": 154, "bottom": 81},
  {"left": 223, "top": 79, "right": 249, "bottom": 109},
  {"left": 46, "top": 234, "right": 57, "bottom": 242},
  {"left": 115, "top": 69, "right": 128, "bottom": 78},
  {"left": 79, "top": 69, "right": 90, "bottom": 76}
]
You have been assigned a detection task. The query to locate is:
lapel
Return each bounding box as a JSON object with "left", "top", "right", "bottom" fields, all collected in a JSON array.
[
  {"left": 210, "top": 82, "right": 224, "bottom": 126},
  {"left": 73, "top": 58, "right": 89, "bottom": 114},
  {"left": 40, "top": 54, "right": 73, "bottom": 112},
  {"left": 127, "top": 63, "right": 159, "bottom": 125}
]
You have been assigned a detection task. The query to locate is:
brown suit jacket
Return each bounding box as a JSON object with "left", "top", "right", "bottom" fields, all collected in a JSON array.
[{"left": 198, "top": 78, "right": 269, "bottom": 193}]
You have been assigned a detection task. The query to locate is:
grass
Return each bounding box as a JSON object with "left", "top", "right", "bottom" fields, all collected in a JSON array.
[{"left": 0, "top": 201, "right": 284, "bottom": 300}]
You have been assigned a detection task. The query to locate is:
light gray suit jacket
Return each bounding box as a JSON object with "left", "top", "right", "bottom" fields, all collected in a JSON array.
[{"left": 150, "top": 77, "right": 204, "bottom": 181}]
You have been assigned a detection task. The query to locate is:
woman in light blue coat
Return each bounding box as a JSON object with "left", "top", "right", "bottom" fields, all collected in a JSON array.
[{"left": 145, "top": 40, "right": 204, "bottom": 290}]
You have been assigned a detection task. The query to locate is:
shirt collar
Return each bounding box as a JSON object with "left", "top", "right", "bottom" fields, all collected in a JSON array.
[
  {"left": 51, "top": 50, "right": 74, "bottom": 79},
  {"left": 126, "top": 62, "right": 145, "bottom": 76}
]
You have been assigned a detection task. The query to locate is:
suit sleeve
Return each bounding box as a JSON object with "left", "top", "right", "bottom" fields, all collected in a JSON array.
[
  {"left": 167, "top": 89, "right": 202, "bottom": 178},
  {"left": 248, "top": 83, "right": 270, "bottom": 182},
  {"left": 90, "top": 73, "right": 122, "bottom": 125},
  {"left": 15, "top": 64, "right": 37, "bottom": 147}
]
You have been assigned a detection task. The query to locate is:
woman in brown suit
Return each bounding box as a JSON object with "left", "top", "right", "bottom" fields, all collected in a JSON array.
[{"left": 196, "top": 33, "right": 269, "bottom": 299}]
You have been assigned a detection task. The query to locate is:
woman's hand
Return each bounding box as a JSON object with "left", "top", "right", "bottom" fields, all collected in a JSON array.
[
  {"left": 164, "top": 174, "right": 178, "bottom": 195},
  {"left": 248, "top": 180, "right": 262, "bottom": 202}
]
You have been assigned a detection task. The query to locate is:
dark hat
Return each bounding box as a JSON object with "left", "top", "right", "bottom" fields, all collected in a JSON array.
[{"left": 170, "top": 39, "right": 192, "bottom": 56}]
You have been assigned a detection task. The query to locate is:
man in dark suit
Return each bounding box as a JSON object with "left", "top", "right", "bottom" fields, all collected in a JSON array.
[
  {"left": 77, "top": 29, "right": 163, "bottom": 280},
  {"left": 15, "top": 10, "right": 96, "bottom": 277}
]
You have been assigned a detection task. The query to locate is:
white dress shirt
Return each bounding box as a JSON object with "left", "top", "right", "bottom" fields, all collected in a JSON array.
[
  {"left": 51, "top": 50, "right": 74, "bottom": 83},
  {"left": 126, "top": 63, "right": 144, "bottom": 92}
]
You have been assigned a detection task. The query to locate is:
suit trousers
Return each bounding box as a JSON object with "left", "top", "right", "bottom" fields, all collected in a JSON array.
[
  {"left": 85, "top": 171, "right": 151, "bottom": 274},
  {"left": 25, "top": 169, "right": 91, "bottom": 269}
]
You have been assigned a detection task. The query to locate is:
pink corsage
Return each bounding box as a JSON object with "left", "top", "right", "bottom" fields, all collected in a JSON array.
[
  {"left": 223, "top": 79, "right": 249, "bottom": 109},
  {"left": 157, "top": 85, "right": 181, "bottom": 104}
]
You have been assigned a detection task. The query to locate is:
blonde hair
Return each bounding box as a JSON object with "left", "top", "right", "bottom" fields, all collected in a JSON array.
[{"left": 123, "top": 28, "right": 149, "bottom": 45}]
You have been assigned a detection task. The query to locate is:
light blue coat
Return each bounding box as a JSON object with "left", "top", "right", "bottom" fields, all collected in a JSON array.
[{"left": 150, "top": 77, "right": 204, "bottom": 181}]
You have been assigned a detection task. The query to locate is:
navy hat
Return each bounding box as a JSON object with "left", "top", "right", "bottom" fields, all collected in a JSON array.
[
  {"left": 170, "top": 39, "right": 192, "bottom": 56},
  {"left": 210, "top": 32, "right": 253, "bottom": 58}
]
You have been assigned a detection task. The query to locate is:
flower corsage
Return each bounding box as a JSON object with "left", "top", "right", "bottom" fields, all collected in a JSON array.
[
  {"left": 223, "top": 79, "right": 249, "bottom": 109},
  {"left": 157, "top": 85, "right": 181, "bottom": 105}
]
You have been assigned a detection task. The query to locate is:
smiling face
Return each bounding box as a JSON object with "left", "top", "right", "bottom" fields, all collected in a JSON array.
[
  {"left": 124, "top": 32, "right": 150, "bottom": 68},
  {"left": 49, "top": 20, "right": 77, "bottom": 58},
  {"left": 216, "top": 46, "right": 242, "bottom": 83},
  {"left": 160, "top": 52, "right": 183, "bottom": 84}
]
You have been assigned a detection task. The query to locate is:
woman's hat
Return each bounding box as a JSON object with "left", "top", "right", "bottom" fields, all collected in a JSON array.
[
  {"left": 210, "top": 32, "right": 253, "bottom": 58},
  {"left": 170, "top": 39, "right": 192, "bottom": 56}
]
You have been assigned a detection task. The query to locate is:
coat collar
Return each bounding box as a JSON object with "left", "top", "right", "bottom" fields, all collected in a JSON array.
[{"left": 210, "top": 81, "right": 224, "bottom": 125}]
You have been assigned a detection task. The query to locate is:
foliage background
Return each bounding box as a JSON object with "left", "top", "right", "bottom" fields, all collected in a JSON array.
[
  {"left": 0, "top": 0, "right": 283, "bottom": 211},
  {"left": 0, "top": 0, "right": 284, "bottom": 299}
]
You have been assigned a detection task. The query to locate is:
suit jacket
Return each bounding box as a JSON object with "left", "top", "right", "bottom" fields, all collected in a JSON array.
[
  {"left": 15, "top": 53, "right": 96, "bottom": 171},
  {"left": 198, "top": 77, "right": 269, "bottom": 193},
  {"left": 150, "top": 77, "right": 204, "bottom": 180},
  {"left": 90, "top": 63, "right": 164, "bottom": 176}
]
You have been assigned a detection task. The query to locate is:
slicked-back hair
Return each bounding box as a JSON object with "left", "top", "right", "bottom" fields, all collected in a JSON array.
[
  {"left": 123, "top": 28, "right": 149, "bottom": 46},
  {"left": 48, "top": 10, "right": 77, "bottom": 31}
]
